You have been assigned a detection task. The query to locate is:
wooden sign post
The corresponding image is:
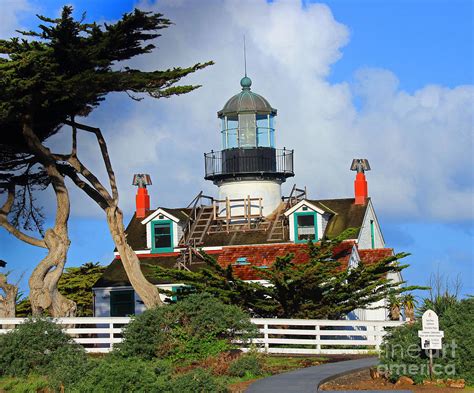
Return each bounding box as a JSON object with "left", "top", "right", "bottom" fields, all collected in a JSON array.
[{"left": 418, "top": 310, "right": 443, "bottom": 380}]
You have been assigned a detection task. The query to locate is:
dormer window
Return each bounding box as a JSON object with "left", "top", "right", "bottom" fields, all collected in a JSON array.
[
  {"left": 294, "top": 212, "right": 317, "bottom": 243},
  {"left": 152, "top": 221, "right": 173, "bottom": 253}
]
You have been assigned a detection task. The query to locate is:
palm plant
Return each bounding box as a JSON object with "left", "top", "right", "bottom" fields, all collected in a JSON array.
[
  {"left": 402, "top": 294, "right": 417, "bottom": 321},
  {"left": 387, "top": 294, "right": 401, "bottom": 321}
]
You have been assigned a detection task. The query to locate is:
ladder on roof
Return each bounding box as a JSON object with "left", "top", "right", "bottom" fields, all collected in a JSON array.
[
  {"left": 266, "top": 184, "right": 307, "bottom": 242},
  {"left": 179, "top": 191, "right": 214, "bottom": 247},
  {"left": 175, "top": 246, "right": 206, "bottom": 271},
  {"left": 185, "top": 205, "right": 214, "bottom": 246}
]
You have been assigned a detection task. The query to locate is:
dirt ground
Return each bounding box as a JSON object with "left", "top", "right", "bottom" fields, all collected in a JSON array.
[{"left": 320, "top": 369, "right": 473, "bottom": 392}]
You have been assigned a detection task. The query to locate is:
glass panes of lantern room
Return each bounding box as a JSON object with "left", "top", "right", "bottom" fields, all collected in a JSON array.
[{"left": 221, "top": 114, "right": 275, "bottom": 149}]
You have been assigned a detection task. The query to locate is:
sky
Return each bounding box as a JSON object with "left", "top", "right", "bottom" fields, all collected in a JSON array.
[{"left": 0, "top": 0, "right": 473, "bottom": 298}]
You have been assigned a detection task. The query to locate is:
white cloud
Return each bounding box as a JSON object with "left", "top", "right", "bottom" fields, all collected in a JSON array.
[
  {"left": 7, "top": 0, "right": 474, "bottom": 222},
  {"left": 0, "top": 0, "right": 31, "bottom": 37}
]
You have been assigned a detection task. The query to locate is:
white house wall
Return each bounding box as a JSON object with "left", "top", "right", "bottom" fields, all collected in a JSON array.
[
  {"left": 358, "top": 200, "right": 384, "bottom": 249},
  {"left": 93, "top": 284, "right": 180, "bottom": 317}
]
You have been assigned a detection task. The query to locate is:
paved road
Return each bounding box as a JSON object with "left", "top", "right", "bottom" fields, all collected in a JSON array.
[{"left": 246, "top": 357, "right": 413, "bottom": 393}]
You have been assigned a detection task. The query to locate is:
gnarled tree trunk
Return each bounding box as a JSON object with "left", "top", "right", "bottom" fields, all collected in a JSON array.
[
  {"left": 0, "top": 274, "right": 17, "bottom": 324},
  {"left": 23, "top": 118, "right": 76, "bottom": 317},
  {"left": 106, "top": 206, "right": 163, "bottom": 308}
]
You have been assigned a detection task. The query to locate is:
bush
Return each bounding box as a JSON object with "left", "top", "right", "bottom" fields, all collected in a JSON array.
[
  {"left": 114, "top": 293, "right": 257, "bottom": 361},
  {"left": 72, "top": 357, "right": 169, "bottom": 392},
  {"left": 228, "top": 353, "right": 263, "bottom": 377},
  {"left": 170, "top": 368, "right": 228, "bottom": 393},
  {"left": 0, "top": 318, "right": 87, "bottom": 379},
  {"left": 380, "top": 297, "right": 474, "bottom": 384}
]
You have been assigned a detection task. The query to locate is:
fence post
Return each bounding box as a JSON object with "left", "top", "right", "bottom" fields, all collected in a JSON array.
[
  {"left": 109, "top": 321, "right": 114, "bottom": 351},
  {"left": 375, "top": 325, "right": 383, "bottom": 351},
  {"left": 315, "top": 323, "right": 321, "bottom": 354},
  {"left": 263, "top": 323, "right": 269, "bottom": 352}
]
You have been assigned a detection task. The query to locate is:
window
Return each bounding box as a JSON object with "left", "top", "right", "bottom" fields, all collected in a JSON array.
[
  {"left": 238, "top": 113, "right": 256, "bottom": 147},
  {"left": 152, "top": 221, "right": 173, "bottom": 253},
  {"left": 110, "top": 290, "right": 135, "bottom": 316},
  {"left": 294, "top": 212, "right": 318, "bottom": 243}
]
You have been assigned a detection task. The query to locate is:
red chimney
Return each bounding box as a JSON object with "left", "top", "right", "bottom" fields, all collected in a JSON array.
[
  {"left": 132, "top": 174, "right": 152, "bottom": 218},
  {"left": 350, "top": 159, "right": 370, "bottom": 205}
]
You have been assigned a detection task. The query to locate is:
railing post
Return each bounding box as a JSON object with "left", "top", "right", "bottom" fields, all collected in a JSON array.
[
  {"left": 263, "top": 323, "right": 269, "bottom": 352},
  {"left": 315, "top": 323, "right": 321, "bottom": 354},
  {"left": 109, "top": 321, "right": 114, "bottom": 351},
  {"left": 375, "top": 325, "right": 382, "bottom": 351}
]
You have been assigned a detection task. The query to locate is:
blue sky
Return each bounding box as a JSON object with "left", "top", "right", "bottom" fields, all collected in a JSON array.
[{"left": 1, "top": 0, "right": 473, "bottom": 298}]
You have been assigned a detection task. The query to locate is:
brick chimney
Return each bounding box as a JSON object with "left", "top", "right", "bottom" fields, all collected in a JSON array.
[
  {"left": 350, "top": 159, "right": 370, "bottom": 205},
  {"left": 132, "top": 174, "right": 152, "bottom": 218}
]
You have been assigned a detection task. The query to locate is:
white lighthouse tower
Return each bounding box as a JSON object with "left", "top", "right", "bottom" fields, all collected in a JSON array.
[{"left": 204, "top": 76, "right": 294, "bottom": 217}]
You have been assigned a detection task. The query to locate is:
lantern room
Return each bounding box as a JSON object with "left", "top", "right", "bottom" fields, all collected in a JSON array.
[
  {"left": 205, "top": 76, "right": 294, "bottom": 184},
  {"left": 218, "top": 76, "right": 276, "bottom": 149}
]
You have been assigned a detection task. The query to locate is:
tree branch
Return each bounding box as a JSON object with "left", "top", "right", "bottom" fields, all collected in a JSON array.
[
  {"left": 58, "top": 164, "right": 109, "bottom": 210},
  {"left": 64, "top": 119, "right": 119, "bottom": 202},
  {"left": 0, "top": 185, "right": 46, "bottom": 248}
]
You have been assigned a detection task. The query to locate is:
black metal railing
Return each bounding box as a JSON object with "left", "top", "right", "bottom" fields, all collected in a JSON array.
[{"left": 204, "top": 147, "right": 294, "bottom": 180}]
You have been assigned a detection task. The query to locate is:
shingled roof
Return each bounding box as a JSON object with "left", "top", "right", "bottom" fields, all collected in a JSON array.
[
  {"left": 93, "top": 254, "right": 208, "bottom": 288},
  {"left": 120, "top": 198, "right": 369, "bottom": 251},
  {"left": 308, "top": 198, "right": 369, "bottom": 239},
  {"left": 94, "top": 241, "right": 393, "bottom": 287}
]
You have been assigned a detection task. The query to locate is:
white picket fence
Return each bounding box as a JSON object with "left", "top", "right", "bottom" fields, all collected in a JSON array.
[{"left": 0, "top": 317, "right": 403, "bottom": 354}]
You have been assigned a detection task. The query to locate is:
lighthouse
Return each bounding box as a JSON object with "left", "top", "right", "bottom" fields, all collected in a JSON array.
[{"left": 204, "top": 76, "right": 294, "bottom": 217}]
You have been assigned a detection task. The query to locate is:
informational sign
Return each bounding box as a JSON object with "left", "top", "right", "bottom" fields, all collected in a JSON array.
[
  {"left": 420, "top": 336, "right": 443, "bottom": 350},
  {"left": 418, "top": 310, "right": 443, "bottom": 350},
  {"left": 422, "top": 310, "right": 439, "bottom": 331}
]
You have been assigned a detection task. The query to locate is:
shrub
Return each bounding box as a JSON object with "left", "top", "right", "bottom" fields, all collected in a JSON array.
[
  {"left": 170, "top": 368, "right": 228, "bottom": 393},
  {"left": 228, "top": 353, "right": 263, "bottom": 377},
  {"left": 72, "top": 357, "right": 169, "bottom": 392},
  {"left": 115, "top": 293, "right": 257, "bottom": 361},
  {"left": 380, "top": 297, "right": 474, "bottom": 384},
  {"left": 0, "top": 318, "right": 87, "bottom": 379},
  {"left": 47, "top": 346, "right": 92, "bottom": 390}
]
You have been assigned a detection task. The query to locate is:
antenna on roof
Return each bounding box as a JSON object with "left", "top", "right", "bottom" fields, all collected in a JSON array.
[{"left": 243, "top": 34, "right": 247, "bottom": 77}]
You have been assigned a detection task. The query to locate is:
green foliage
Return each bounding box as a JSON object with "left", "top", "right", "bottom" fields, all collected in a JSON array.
[
  {"left": 73, "top": 357, "right": 228, "bottom": 393},
  {"left": 0, "top": 375, "right": 50, "bottom": 393},
  {"left": 47, "top": 345, "right": 92, "bottom": 391},
  {"left": 14, "top": 262, "right": 105, "bottom": 317},
  {"left": 114, "top": 293, "right": 257, "bottom": 361},
  {"left": 152, "top": 230, "right": 422, "bottom": 319},
  {"left": 72, "top": 357, "right": 168, "bottom": 393},
  {"left": 418, "top": 271, "right": 462, "bottom": 318},
  {"left": 14, "top": 297, "right": 31, "bottom": 318},
  {"left": 0, "top": 318, "right": 87, "bottom": 378},
  {"left": 380, "top": 297, "right": 474, "bottom": 384},
  {"left": 58, "top": 262, "right": 105, "bottom": 316},
  {"left": 0, "top": 6, "right": 212, "bottom": 150},
  {"left": 228, "top": 354, "right": 263, "bottom": 377},
  {"left": 171, "top": 369, "right": 228, "bottom": 393}
]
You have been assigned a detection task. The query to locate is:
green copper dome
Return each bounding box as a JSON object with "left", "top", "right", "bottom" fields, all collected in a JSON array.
[{"left": 218, "top": 77, "right": 276, "bottom": 117}]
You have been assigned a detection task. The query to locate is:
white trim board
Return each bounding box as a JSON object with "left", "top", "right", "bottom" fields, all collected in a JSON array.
[{"left": 141, "top": 208, "right": 181, "bottom": 225}]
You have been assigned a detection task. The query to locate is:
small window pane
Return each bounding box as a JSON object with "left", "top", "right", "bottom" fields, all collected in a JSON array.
[
  {"left": 154, "top": 223, "right": 172, "bottom": 249},
  {"left": 239, "top": 113, "right": 256, "bottom": 147},
  {"left": 297, "top": 215, "right": 314, "bottom": 227},
  {"left": 297, "top": 214, "right": 315, "bottom": 241}
]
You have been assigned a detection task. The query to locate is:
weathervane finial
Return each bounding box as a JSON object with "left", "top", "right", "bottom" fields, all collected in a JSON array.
[{"left": 243, "top": 34, "right": 247, "bottom": 77}]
